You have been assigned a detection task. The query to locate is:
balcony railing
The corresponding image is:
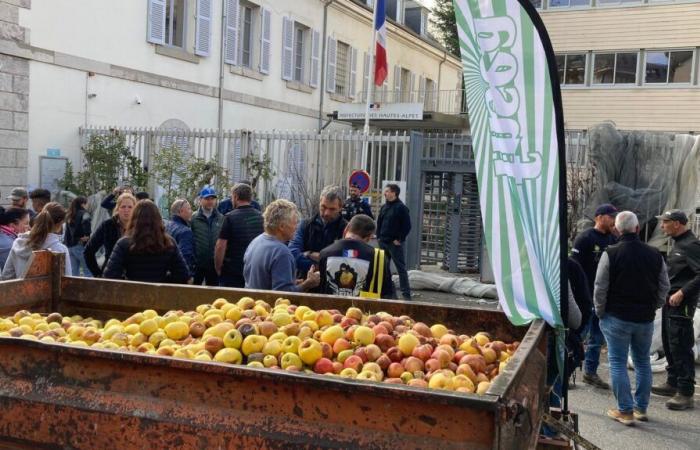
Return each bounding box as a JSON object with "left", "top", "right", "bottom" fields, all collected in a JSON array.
[{"left": 354, "top": 89, "right": 467, "bottom": 115}]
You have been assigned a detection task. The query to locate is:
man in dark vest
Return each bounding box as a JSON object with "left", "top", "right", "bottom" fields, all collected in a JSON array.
[
  {"left": 651, "top": 209, "right": 699, "bottom": 411},
  {"left": 594, "top": 211, "right": 670, "bottom": 425},
  {"left": 289, "top": 185, "right": 347, "bottom": 281}
]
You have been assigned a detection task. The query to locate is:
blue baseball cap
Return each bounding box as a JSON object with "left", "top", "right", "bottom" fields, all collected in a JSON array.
[
  {"left": 594, "top": 204, "right": 618, "bottom": 217},
  {"left": 199, "top": 186, "right": 218, "bottom": 198}
]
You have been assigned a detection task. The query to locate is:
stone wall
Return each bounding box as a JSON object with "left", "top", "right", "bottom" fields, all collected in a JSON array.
[{"left": 0, "top": 0, "right": 29, "bottom": 205}]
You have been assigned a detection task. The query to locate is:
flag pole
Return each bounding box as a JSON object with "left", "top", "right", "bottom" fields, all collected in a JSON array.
[{"left": 362, "top": 4, "right": 378, "bottom": 170}]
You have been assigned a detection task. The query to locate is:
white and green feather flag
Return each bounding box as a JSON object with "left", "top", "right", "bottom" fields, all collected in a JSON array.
[{"left": 454, "top": 0, "right": 565, "bottom": 327}]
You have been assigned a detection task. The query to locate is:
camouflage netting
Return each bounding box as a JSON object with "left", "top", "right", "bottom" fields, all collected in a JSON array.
[{"left": 580, "top": 123, "right": 700, "bottom": 251}]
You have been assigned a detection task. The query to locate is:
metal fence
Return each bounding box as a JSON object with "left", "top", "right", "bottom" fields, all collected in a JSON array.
[{"left": 79, "top": 126, "right": 410, "bottom": 217}]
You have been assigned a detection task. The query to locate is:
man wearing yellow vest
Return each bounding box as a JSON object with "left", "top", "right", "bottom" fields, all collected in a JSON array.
[{"left": 319, "top": 214, "right": 395, "bottom": 299}]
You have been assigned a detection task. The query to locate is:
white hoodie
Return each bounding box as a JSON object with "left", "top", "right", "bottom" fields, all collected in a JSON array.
[{"left": 0, "top": 232, "right": 71, "bottom": 280}]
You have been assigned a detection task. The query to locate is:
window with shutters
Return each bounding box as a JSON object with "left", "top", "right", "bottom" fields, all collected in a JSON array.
[
  {"left": 335, "top": 41, "right": 350, "bottom": 96},
  {"left": 240, "top": 5, "right": 255, "bottom": 68},
  {"left": 400, "top": 68, "right": 412, "bottom": 102},
  {"left": 165, "top": 0, "right": 187, "bottom": 48},
  {"left": 424, "top": 78, "right": 436, "bottom": 110},
  {"left": 293, "top": 24, "right": 307, "bottom": 83}
]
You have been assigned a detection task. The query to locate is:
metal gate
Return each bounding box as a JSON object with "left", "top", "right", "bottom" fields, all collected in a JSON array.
[{"left": 406, "top": 133, "right": 481, "bottom": 273}]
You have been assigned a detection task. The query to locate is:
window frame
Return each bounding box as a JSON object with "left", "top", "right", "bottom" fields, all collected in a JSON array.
[
  {"left": 334, "top": 40, "right": 350, "bottom": 96},
  {"left": 557, "top": 53, "right": 588, "bottom": 88},
  {"left": 164, "top": 0, "right": 188, "bottom": 49},
  {"left": 293, "top": 23, "right": 309, "bottom": 84},
  {"left": 643, "top": 48, "right": 695, "bottom": 86},
  {"left": 591, "top": 51, "right": 639, "bottom": 86},
  {"left": 239, "top": 4, "right": 255, "bottom": 69}
]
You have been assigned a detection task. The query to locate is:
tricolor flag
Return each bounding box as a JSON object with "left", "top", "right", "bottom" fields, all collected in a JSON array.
[
  {"left": 343, "top": 249, "right": 360, "bottom": 258},
  {"left": 453, "top": 0, "right": 566, "bottom": 328},
  {"left": 374, "top": 0, "right": 388, "bottom": 86}
]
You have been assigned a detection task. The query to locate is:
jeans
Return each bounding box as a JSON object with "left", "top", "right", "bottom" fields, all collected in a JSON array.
[
  {"left": 68, "top": 244, "right": 92, "bottom": 277},
  {"left": 379, "top": 240, "right": 411, "bottom": 300},
  {"left": 583, "top": 313, "right": 605, "bottom": 375},
  {"left": 194, "top": 266, "right": 219, "bottom": 286},
  {"left": 661, "top": 303, "right": 696, "bottom": 396},
  {"left": 600, "top": 314, "right": 654, "bottom": 413}
]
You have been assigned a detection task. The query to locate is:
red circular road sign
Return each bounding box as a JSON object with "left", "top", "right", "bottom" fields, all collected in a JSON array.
[{"left": 348, "top": 170, "right": 371, "bottom": 194}]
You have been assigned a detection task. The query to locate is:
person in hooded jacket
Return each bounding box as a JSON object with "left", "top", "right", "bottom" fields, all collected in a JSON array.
[
  {"left": 165, "top": 198, "right": 195, "bottom": 276},
  {"left": 1, "top": 202, "right": 71, "bottom": 279},
  {"left": 0, "top": 206, "right": 30, "bottom": 270},
  {"left": 64, "top": 196, "right": 92, "bottom": 277},
  {"left": 84, "top": 193, "right": 136, "bottom": 277}
]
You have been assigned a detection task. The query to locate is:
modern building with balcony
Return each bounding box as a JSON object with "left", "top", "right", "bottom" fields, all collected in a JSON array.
[{"left": 0, "top": 0, "right": 463, "bottom": 195}]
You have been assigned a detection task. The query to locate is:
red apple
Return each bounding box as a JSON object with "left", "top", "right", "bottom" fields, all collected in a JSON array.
[
  {"left": 375, "top": 334, "right": 395, "bottom": 352},
  {"left": 394, "top": 325, "right": 407, "bottom": 334},
  {"left": 332, "top": 361, "right": 344, "bottom": 374},
  {"left": 387, "top": 362, "right": 404, "bottom": 378},
  {"left": 403, "top": 356, "right": 424, "bottom": 373},
  {"left": 354, "top": 347, "right": 369, "bottom": 363},
  {"left": 460, "top": 354, "right": 487, "bottom": 374},
  {"left": 386, "top": 346, "right": 404, "bottom": 363},
  {"left": 372, "top": 324, "right": 389, "bottom": 336},
  {"left": 367, "top": 314, "right": 381, "bottom": 325},
  {"left": 332, "top": 313, "right": 344, "bottom": 324},
  {"left": 412, "top": 322, "right": 432, "bottom": 338},
  {"left": 332, "top": 338, "right": 352, "bottom": 355},
  {"left": 437, "top": 344, "right": 455, "bottom": 360},
  {"left": 340, "top": 317, "right": 358, "bottom": 329},
  {"left": 439, "top": 333, "right": 459, "bottom": 347},
  {"left": 343, "top": 355, "right": 363, "bottom": 371},
  {"left": 378, "top": 321, "right": 394, "bottom": 333},
  {"left": 453, "top": 350, "right": 467, "bottom": 364},
  {"left": 425, "top": 358, "right": 441, "bottom": 373},
  {"left": 321, "top": 342, "right": 333, "bottom": 359},
  {"left": 457, "top": 363, "right": 478, "bottom": 383},
  {"left": 412, "top": 344, "right": 433, "bottom": 362},
  {"left": 345, "top": 325, "right": 358, "bottom": 340},
  {"left": 432, "top": 349, "right": 452, "bottom": 368},
  {"left": 376, "top": 354, "right": 391, "bottom": 371},
  {"left": 313, "top": 358, "right": 334, "bottom": 374},
  {"left": 448, "top": 362, "right": 458, "bottom": 372}
]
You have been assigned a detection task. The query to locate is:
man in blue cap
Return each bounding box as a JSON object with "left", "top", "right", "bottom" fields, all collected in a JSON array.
[
  {"left": 191, "top": 186, "right": 225, "bottom": 286},
  {"left": 572, "top": 203, "right": 618, "bottom": 389}
]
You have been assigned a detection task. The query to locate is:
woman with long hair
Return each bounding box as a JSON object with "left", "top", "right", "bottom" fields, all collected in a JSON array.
[
  {"left": 64, "top": 196, "right": 92, "bottom": 277},
  {"left": 0, "top": 206, "right": 30, "bottom": 270},
  {"left": 84, "top": 192, "right": 136, "bottom": 277},
  {"left": 1, "top": 203, "right": 71, "bottom": 280},
  {"left": 104, "top": 200, "right": 189, "bottom": 283}
]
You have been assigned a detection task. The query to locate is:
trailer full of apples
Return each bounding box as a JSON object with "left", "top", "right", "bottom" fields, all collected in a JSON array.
[{"left": 0, "top": 297, "right": 519, "bottom": 394}]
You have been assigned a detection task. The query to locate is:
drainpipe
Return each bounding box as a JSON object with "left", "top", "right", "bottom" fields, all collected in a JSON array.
[
  {"left": 318, "top": 0, "right": 335, "bottom": 130},
  {"left": 217, "top": 1, "right": 227, "bottom": 167},
  {"left": 436, "top": 49, "right": 447, "bottom": 112}
]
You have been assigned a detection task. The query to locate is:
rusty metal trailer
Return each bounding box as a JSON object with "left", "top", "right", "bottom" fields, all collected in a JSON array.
[{"left": 0, "top": 252, "right": 548, "bottom": 449}]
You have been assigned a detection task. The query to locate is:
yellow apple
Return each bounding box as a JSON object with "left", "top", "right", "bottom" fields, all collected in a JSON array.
[
  {"left": 298, "top": 339, "right": 323, "bottom": 366},
  {"left": 241, "top": 335, "right": 267, "bottom": 356},
  {"left": 222, "top": 329, "right": 243, "bottom": 349},
  {"left": 353, "top": 326, "right": 375, "bottom": 346}
]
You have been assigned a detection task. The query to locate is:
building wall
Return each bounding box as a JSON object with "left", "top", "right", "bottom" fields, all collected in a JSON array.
[
  {"left": 7, "top": 0, "right": 461, "bottom": 187},
  {"left": 0, "top": 0, "right": 30, "bottom": 204},
  {"left": 540, "top": 2, "right": 700, "bottom": 131}
]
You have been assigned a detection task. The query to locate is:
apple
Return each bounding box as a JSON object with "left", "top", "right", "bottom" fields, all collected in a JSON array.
[
  {"left": 223, "top": 329, "right": 243, "bottom": 349},
  {"left": 344, "top": 325, "right": 358, "bottom": 341},
  {"left": 384, "top": 378, "right": 403, "bottom": 384},
  {"left": 430, "top": 324, "right": 448, "bottom": 339},
  {"left": 269, "top": 331, "right": 288, "bottom": 342},
  {"left": 204, "top": 336, "right": 225, "bottom": 355},
  {"left": 298, "top": 339, "right": 323, "bottom": 366},
  {"left": 376, "top": 354, "right": 391, "bottom": 371},
  {"left": 387, "top": 362, "right": 404, "bottom": 378},
  {"left": 316, "top": 310, "right": 334, "bottom": 328},
  {"left": 262, "top": 339, "right": 283, "bottom": 356},
  {"left": 214, "top": 348, "right": 243, "bottom": 364},
  {"left": 332, "top": 361, "right": 344, "bottom": 374},
  {"left": 439, "top": 333, "right": 459, "bottom": 347},
  {"left": 313, "top": 357, "right": 334, "bottom": 374},
  {"left": 398, "top": 333, "right": 420, "bottom": 356},
  {"left": 476, "top": 381, "right": 491, "bottom": 395},
  {"left": 353, "top": 326, "right": 375, "bottom": 346},
  {"left": 432, "top": 349, "right": 451, "bottom": 368},
  {"left": 407, "top": 378, "right": 428, "bottom": 388},
  {"left": 297, "top": 326, "right": 314, "bottom": 341},
  {"left": 332, "top": 338, "right": 352, "bottom": 355},
  {"left": 412, "top": 322, "right": 432, "bottom": 338},
  {"left": 457, "top": 363, "right": 478, "bottom": 382},
  {"left": 271, "top": 312, "right": 292, "bottom": 327},
  {"left": 428, "top": 372, "right": 452, "bottom": 390},
  {"left": 320, "top": 342, "right": 333, "bottom": 360},
  {"left": 412, "top": 344, "right": 433, "bottom": 362},
  {"left": 354, "top": 347, "right": 369, "bottom": 363},
  {"left": 258, "top": 321, "right": 278, "bottom": 337},
  {"left": 343, "top": 355, "right": 363, "bottom": 372},
  {"left": 337, "top": 349, "right": 354, "bottom": 363},
  {"left": 340, "top": 317, "right": 358, "bottom": 329},
  {"left": 263, "top": 354, "right": 278, "bottom": 368},
  {"left": 281, "top": 323, "right": 300, "bottom": 336},
  {"left": 453, "top": 350, "right": 467, "bottom": 364},
  {"left": 482, "top": 347, "right": 498, "bottom": 364},
  {"left": 332, "top": 313, "right": 344, "bottom": 324},
  {"left": 282, "top": 336, "right": 302, "bottom": 354},
  {"left": 372, "top": 324, "right": 389, "bottom": 336},
  {"left": 459, "top": 338, "right": 481, "bottom": 355},
  {"left": 452, "top": 374, "right": 475, "bottom": 392},
  {"left": 237, "top": 323, "right": 258, "bottom": 338},
  {"left": 377, "top": 321, "right": 394, "bottom": 334},
  {"left": 363, "top": 362, "right": 383, "bottom": 380},
  {"left": 281, "top": 352, "right": 303, "bottom": 370},
  {"left": 386, "top": 346, "right": 404, "bottom": 363},
  {"left": 474, "top": 332, "right": 491, "bottom": 347},
  {"left": 403, "top": 356, "right": 424, "bottom": 373},
  {"left": 375, "top": 334, "right": 395, "bottom": 352},
  {"left": 460, "top": 354, "right": 486, "bottom": 374},
  {"left": 364, "top": 344, "right": 382, "bottom": 362},
  {"left": 345, "top": 307, "right": 363, "bottom": 322},
  {"left": 241, "top": 335, "right": 267, "bottom": 356},
  {"left": 476, "top": 372, "right": 489, "bottom": 384},
  {"left": 436, "top": 344, "right": 455, "bottom": 360},
  {"left": 425, "top": 358, "right": 441, "bottom": 373},
  {"left": 320, "top": 325, "right": 344, "bottom": 345},
  {"left": 339, "top": 368, "right": 358, "bottom": 378},
  {"left": 189, "top": 322, "right": 206, "bottom": 338}
]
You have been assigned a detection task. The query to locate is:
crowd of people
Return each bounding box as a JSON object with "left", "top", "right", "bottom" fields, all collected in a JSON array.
[
  {"left": 567, "top": 204, "right": 697, "bottom": 427},
  {"left": 0, "top": 181, "right": 413, "bottom": 302}
]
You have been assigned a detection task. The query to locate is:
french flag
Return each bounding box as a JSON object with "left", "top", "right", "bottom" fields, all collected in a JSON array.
[{"left": 374, "top": 0, "right": 387, "bottom": 86}]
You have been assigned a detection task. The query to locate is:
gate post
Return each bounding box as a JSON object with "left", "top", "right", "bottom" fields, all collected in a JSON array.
[
  {"left": 406, "top": 131, "right": 423, "bottom": 270},
  {"left": 447, "top": 173, "right": 463, "bottom": 273}
]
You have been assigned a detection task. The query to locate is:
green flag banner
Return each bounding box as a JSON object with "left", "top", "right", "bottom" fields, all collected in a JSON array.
[{"left": 454, "top": 0, "right": 565, "bottom": 327}]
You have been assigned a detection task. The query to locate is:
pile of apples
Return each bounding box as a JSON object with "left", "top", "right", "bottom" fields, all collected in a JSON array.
[{"left": 0, "top": 297, "right": 519, "bottom": 394}]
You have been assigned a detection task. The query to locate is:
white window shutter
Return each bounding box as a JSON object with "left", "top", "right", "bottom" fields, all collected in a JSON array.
[
  {"left": 310, "top": 29, "right": 320, "bottom": 87},
  {"left": 432, "top": 80, "right": 438, "bottom": 110},
  {"left": 259, "top": 8, "right": 271, "bottom": 74},
  {"left": 224, "top": 0, "right": 240, "bottom": 65},
  {"left": 326, "top": 37, "right": 337, "bottom": 93},
  {"left": 348, "top": 47, "right": 358, "bottom": 99},
  {"left": 393, "top": 65, "right": 401, "bottom": 102},
  {"left": 418, "top": 75, "right": 426, "bottom": 104},
  {"left": 362, "top": 52, "right": 370, "bottom": 102},
  {"left": 409, "top": 72, "right": 416, "bottom": 102},
  {"left": 195, "top": 0, "right": 212, "bottom": 56},
  {"left": 147, "top": 0, "right": 166, "bottom": 45},
  {"left": 282, "top": 17, "right": 294, "bottom": 81}
]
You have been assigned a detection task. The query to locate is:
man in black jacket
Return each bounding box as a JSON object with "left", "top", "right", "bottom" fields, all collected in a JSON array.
[
  {"left": 319, "top": 214, "right": 394, "bottom": 299},
  {"left": 377, "top": 184, "right": 412, "bottom": 300},
  {"left": 651, "top": 209, "right": 699, "bottom": 410},
  {"left": 342, "top": 183, "right": 373, "bottom": 221},
  {"left": 288, "top": 185, "right": 347, "bottom": 280}
]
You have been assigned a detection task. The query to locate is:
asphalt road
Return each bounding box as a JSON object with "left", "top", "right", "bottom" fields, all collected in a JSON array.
[{"left": 413, "top": 287, "right": 700, "bottom": 450}]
